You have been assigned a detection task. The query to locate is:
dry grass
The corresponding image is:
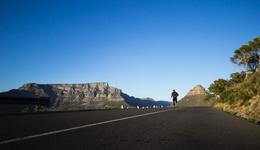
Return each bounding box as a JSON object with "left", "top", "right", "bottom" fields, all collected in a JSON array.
[{"left": 214, "top": 96, "right": 260, "bottom": 123}]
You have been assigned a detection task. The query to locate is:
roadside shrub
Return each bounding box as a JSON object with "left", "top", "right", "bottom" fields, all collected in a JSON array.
[
  {"left": 209, "top": 79, "right": 230, "bottom": 96},
  {"left": 219, "top": 88, "right": 237, "bottom": 104},
  {"left": 21, "top": 106, "right": 29, "bottom": 113},
  {"left": 230, "top": 71, "right": 246, "bottom": 85},
  {"left": 215, "top": 71, "right": 260, "bottom": 104}
]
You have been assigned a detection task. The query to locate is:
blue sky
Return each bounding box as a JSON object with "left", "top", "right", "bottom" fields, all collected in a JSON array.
[{"left": 1, "top": 0, "right": 260, "bottom": 100}]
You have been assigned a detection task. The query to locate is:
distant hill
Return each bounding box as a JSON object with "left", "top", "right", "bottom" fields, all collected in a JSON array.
[
  {"left": 121, "top": 93, "right": 170, "bottom": 108},
  {"left": 177, "top": 85, "right": 215, "bottom": 107},
  {"left": 0, "top": 82, "right": 170, "bottom": 113}
]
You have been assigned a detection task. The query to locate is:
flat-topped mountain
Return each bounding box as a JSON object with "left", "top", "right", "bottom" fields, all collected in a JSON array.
[
  {"left": 177, "top": 85, "right": 215, "bottom": 107},
  {"left": 0, "top": 82, "right": 127, "bottom": 111},
  {"left": 0, "top": 82, "right": 170, "bottom": 112}
]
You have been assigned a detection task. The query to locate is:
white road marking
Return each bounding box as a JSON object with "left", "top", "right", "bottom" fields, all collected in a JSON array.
[{"left": 0, "top": 109, "right": 172, "bottom": 145}]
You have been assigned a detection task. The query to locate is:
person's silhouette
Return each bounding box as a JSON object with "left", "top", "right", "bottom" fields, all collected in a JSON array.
[{"left": 171, "top": 90, "right": 179, "bottom": 107}]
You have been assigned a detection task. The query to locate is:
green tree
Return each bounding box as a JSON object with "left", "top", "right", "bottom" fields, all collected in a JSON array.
[
  {"left": 230, "top": 71, "right": 246, "bottom": 84},
  {"left": 208, "top": 79, "right": 230, "bottom": 96},
  {"left": 230, "top": 37, "right": 260, "bottom": 72}
]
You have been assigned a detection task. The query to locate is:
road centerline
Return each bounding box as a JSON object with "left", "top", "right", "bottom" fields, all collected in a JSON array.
[{"left": 0, "top": 109, "right": 173, "bottom": 145}]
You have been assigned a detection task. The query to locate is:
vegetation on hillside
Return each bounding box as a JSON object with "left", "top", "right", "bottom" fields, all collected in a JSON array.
[
  {"left": 209, "top": 36, "right": 260, "bottom": 123},
  {"left": 230, "top": 37, "right": 260, "bottom": 72}
]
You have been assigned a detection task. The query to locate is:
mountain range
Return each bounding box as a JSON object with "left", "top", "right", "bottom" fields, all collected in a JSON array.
[{"left": 0, "top": 82, "right": 170, "bottom": 113}]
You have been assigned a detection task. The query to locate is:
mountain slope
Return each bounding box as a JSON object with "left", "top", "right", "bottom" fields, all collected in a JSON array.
[
  {"left": 121, "top": 93, "right": 170, "bottom": 108},
  {"left": 177, "top": 85, "right": 215, "bottom": 107}
]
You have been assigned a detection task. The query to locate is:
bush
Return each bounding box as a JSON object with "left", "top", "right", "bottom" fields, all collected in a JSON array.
[
  {"left": 213, "top": 71, "right": 260, "bottom": 104},
  {"left": 219, "top": 88, "right": 236, "bottom": 103},
  {"left": 21, "top": 106, "right": 29, "bottom": 113},
  {"left": 230, "top": 71, "right": 246, "bottom": 84},
  {"left": 209, "top": 79, "right": 230, "bottom": 96}
]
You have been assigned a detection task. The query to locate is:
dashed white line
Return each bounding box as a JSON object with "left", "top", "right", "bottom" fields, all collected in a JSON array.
[{"left": 0, "top": 109, "right": 172, "bottom": 145}]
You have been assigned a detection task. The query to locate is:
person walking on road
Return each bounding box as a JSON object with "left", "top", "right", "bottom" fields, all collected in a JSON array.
[{"left": 171, "top": 90, "right": 179, "bottom": 107}]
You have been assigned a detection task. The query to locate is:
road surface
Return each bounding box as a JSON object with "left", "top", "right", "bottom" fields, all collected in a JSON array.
[{"left": 0, "top": 107, "right": 260, "bottom": 150}]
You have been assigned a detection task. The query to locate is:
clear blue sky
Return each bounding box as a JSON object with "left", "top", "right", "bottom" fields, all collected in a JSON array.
[{"left": 1, "top": 0, "right": 260, "bottom": 100}]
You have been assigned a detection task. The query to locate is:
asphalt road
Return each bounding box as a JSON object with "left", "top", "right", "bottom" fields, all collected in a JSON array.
[{"left": 0, "top": 107, "right": 260, "bottom": 150}]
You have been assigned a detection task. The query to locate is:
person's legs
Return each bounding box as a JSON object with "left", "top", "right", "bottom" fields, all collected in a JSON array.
[
  {"left": 172, "top": 98, "right": 177, "bottom": 107},
  {"left": 173, "top": 98, "right": 177, "bottom": 107}
]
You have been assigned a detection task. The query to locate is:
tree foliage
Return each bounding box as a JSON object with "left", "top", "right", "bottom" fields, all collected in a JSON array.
[
  {"left": 208, "top": 79, "right": 230, "bottom": 96},
  {"left": 230, "top": 37, "right": 260, "bottom": 72},
  {"left": 209, "top": 69, "right": 260, "bottom": 103},
  {"left": 229, "top": 71, "right": 246, "bottom": 84}
]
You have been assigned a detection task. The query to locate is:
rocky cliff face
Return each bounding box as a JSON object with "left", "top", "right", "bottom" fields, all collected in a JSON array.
[
  {"left": 185, "top": 85, "right": 208, "bottom": 97},
  {"left": 177, "top": 85, "right": 215, "bottom": 107},
  {"left": 1, "top": 82, "right": 127, "bottom": 111},
  {"left": 0, "top": 82, "right": 170, "bottom": 112}
]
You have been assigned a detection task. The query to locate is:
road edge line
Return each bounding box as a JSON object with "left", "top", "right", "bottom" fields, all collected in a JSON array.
[{"left": 0, "top": 109, "right": 173, "bottom": 145}]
